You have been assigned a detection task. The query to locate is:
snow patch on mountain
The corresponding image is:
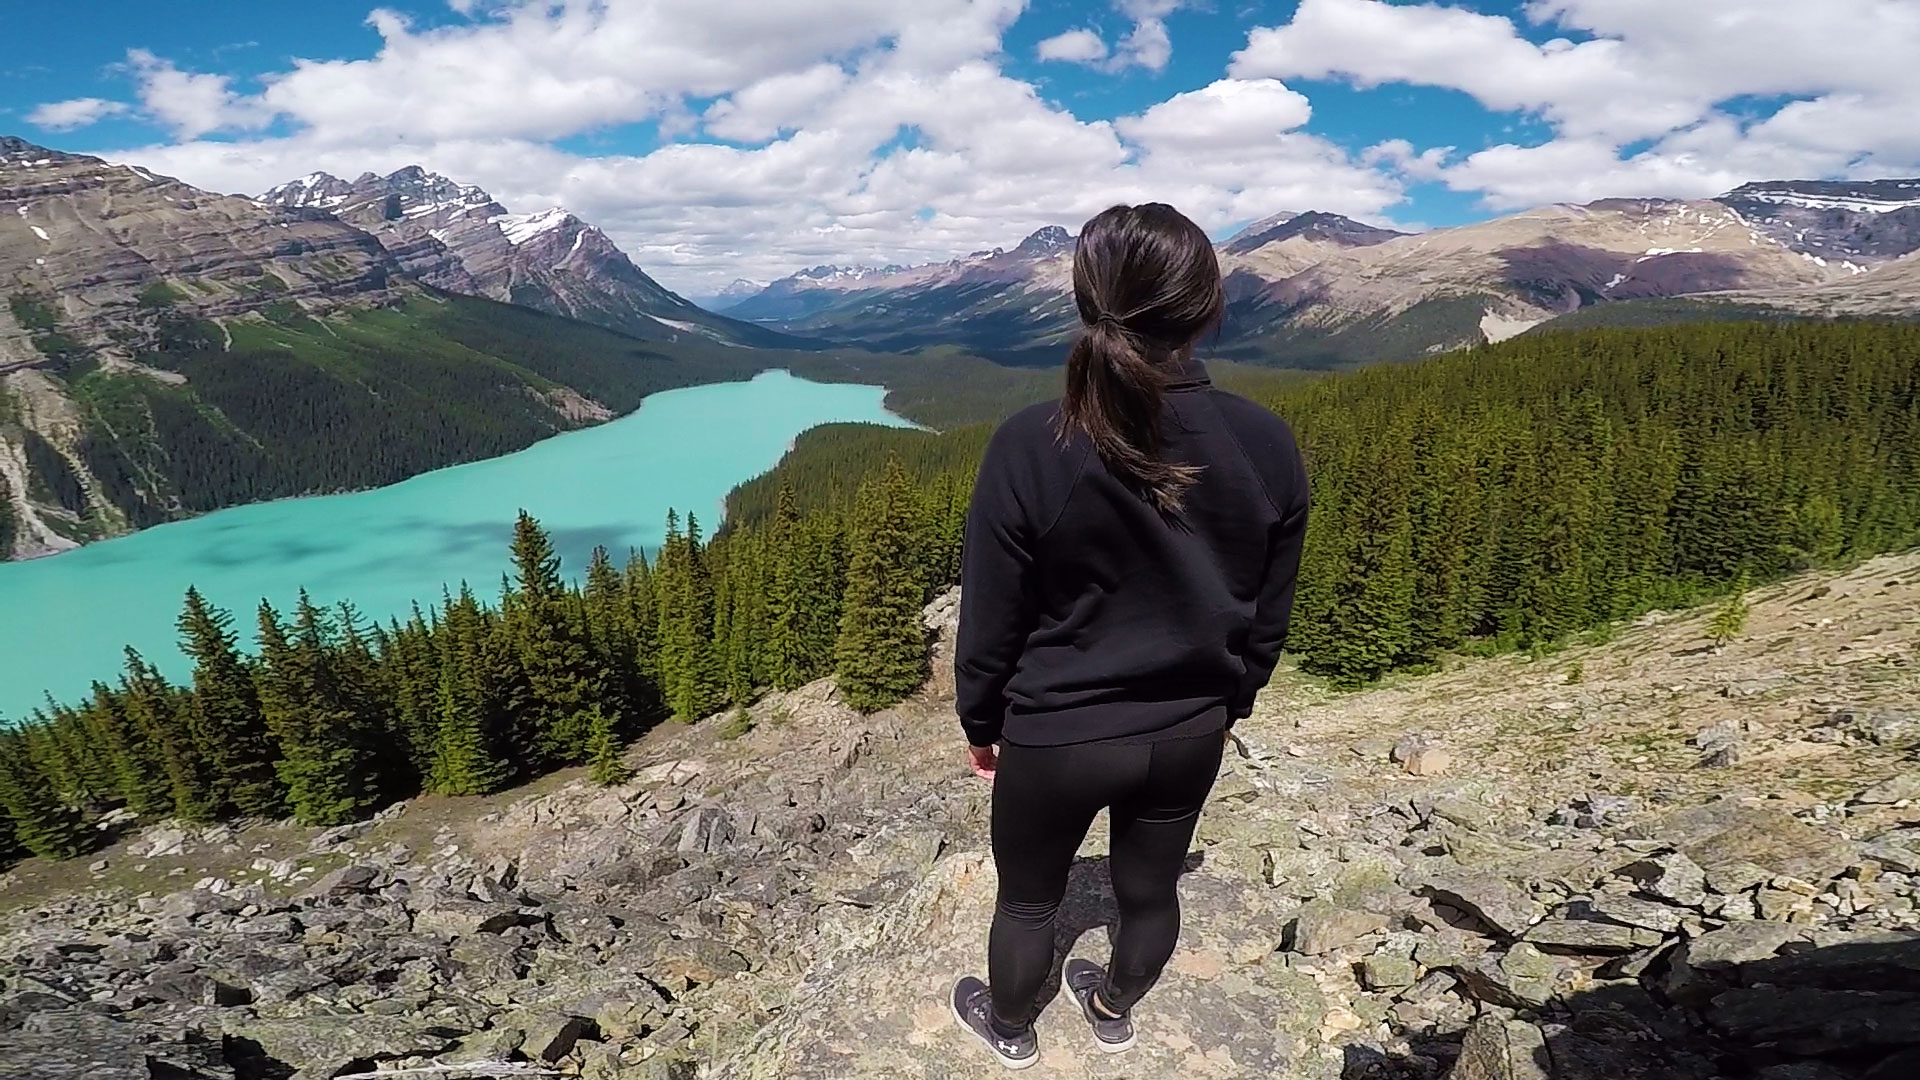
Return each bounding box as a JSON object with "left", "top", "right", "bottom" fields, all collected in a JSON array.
[
  {"left": 497, "top": 208, "right": 575, "bottom": 247},
  {"left": 1737, "top": 190, "right": 1920, "bottom": 214}
]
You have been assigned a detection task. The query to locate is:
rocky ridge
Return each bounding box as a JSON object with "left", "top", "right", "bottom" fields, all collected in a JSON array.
[
  {"left": 3, "top": 138, "right": 398, "bottom": 371},
  {"left": 720, "top": 226, "right": 1079, "bottom": 354},
  {"left": 731, "top": 181, "right": 1920, "bottom": 364},
  {"left": 258, "top": 168, "right": 783, "bottom": 348},
  {"left": 1, "top": 554, "right": 1916, "bottom": 1079},
  {"left": 2, "top": 137, "right": 406, "bottom": 558}
]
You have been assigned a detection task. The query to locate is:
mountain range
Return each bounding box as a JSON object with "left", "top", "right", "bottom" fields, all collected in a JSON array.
[
  {"left": 718, "top": 180, "right": 1920, "bottom": 365},
  {"left": 0, "top": 137, "right": 789, "bottom": 561},
  {"left": 257, "top": 166, "right": 790, "bottom": 348},
  {"left": 6, "top": 127, "right": 1920, "bottom": 559}
]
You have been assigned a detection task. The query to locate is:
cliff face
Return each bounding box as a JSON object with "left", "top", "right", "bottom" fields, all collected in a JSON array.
[
  {"left": 4, "top": 559, "right": 1918, "bottom": 1080},
  {"left": 2, "top": 137, "right": 397, "bottom": 361}
]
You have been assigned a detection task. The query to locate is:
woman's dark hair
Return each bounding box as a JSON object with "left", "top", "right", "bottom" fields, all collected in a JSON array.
[{"left": 1059, "top": 202, "right": 1224, "bottom": 513}]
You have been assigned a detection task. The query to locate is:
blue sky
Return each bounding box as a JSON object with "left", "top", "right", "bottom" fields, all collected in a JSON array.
[{"left": 4, "top": 1, "right": 1913, "bottom": 291}]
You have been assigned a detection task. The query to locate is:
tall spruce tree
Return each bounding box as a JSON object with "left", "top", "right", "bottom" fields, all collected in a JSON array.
[
  {"left": 506, "top": 511, "right": 611, "bottom": 764},
  {"left": 623, "top": 549, "right": 664, "bottom": 719},
  {"left": 120, "top": 648, "right": 216, "bottom": 822},
  {"left": 177, "top": 588, "right": 283, "bottom": 817},
  {"left": 255, "top": 597, "right": 381, "bottom": 826},
  {"left": 834, "top": 460, "right": 930, "bottom": 712},
  {"left": 656, "top": 511, "right": 725, "bottom": 720},
  {"left": 763, "top": 484, "right": 807, "bottom": 691},
  {"left": 428, "top": 591, "right": 509, "bottom": 796},
  {"left": 0, "top": 737, "right": 88, "bottom": 861}
]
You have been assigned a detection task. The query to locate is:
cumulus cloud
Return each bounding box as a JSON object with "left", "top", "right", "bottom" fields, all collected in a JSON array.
[
  {"left": 1118, "top": 79, "right": 1313, "bottom": 151},
  {"left": 103, "top": 0, "right": 1403, "bottom": 292},
  {"left": 1231, "top": 0, "right": 1920, "bottom": 209},
  {"left": 26, "top": 98, "right": 131, "bottom": 131},
  {"left": 128, "top": 49, "right": 273, "bottom": 140},
  {"left": 1035, "top": 0, "right": 1187, "bottom": 73},
  {"left": 1036, "top": 29, "right": 1108, "bottom": 65}
]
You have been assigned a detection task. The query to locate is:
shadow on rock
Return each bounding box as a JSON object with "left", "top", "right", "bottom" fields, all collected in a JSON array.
[
  {"left": 1355, "top": 930, "right": 1920, "bottom": 1080},
  {"left": 1015, "top": 851, "right": 1208, "bottom": 1019}
]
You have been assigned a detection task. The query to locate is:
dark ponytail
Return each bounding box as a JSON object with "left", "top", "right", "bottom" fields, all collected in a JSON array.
[{"left": 1059, "top": 203, "right": 1224, "bottom": 513}]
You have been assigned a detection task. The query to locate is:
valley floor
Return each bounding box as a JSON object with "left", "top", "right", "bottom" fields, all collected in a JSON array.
[{"left": 1, "top": 554, "right": 1915, "bottom": 1079}]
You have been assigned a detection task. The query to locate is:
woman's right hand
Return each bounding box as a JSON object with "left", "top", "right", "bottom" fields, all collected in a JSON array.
[{"left": 968, "top": 744, "right": 999, "bottom": 782}]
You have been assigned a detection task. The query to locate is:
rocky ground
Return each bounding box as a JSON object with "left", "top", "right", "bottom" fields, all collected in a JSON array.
[{"left": 1, "top": 554, "right": 1915, "bottom": 1080}]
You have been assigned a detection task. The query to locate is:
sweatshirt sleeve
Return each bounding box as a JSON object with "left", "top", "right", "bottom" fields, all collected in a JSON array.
[
  {"left": 1231, "top": 424, "right": 1310, "bottom": 723},
  {"left": 954, "top": 414, "right": 1048, "bottom": 747}
]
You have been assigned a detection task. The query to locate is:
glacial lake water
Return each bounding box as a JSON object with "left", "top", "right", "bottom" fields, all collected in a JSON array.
[{"left": 0, "top": 369, "right": 911, "bottom": 722}]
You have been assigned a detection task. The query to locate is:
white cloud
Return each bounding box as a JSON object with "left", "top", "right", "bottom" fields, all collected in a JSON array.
[
  {"left": 1113, "top": 18, "right": 1173, "bottom": 73},
  {"left": 26, "top": 98, "right": 131, "bottom": 131},
  {"left": 1231, "top": 0, "right": 1920, "bottom": 209},
  {"left": 1036, "top": 29, "right": 1108, "bottom": 64},
  {"left": 702, "top": 64, "right": 851, "bottom": 143},
  {"left": 1035, "top": 0, "right": 1188, "bottom": 73},
  {"left": 129, "top": 49, "right": 272, "bottom": 139},
  {"left": 1118, "top": 79, "right": 1313, "bottom": 151},
  {"left": 101, "top": 0, "right": 1404, "bottom": 292}
]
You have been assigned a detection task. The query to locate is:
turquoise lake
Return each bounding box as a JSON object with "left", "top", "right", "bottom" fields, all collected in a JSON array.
[{"left": 0, "top": 370, "right": 911, "bottom": 723}]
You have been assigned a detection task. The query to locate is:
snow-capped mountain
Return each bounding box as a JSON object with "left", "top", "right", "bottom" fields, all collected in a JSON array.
[
  {"left": 724, "top": 226, "right": 1080, "bottom": 358},
  {"left": 1713, "top": 179, "right": 1920, "bottom": 269},
  {"left": 735, "top": 183, "right": 1920, "bottom": 365},
  {"left": 259, "top": 167, "right": 793, "bottom": 347}
]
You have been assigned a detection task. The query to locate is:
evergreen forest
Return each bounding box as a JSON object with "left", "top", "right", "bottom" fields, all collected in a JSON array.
[{"left": 3, "top": 320, "right": 1917, "bottom": 862}]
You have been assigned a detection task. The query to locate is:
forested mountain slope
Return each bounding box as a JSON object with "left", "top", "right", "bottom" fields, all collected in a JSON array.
[
  {"left": 734, "top": 320, "right": 1920, "bottom": 687},
  {"left": 0, "top": 137, "right": 834, "bottom": 561}
]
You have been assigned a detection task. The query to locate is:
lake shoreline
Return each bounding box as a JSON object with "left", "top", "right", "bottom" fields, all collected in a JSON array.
[{"left": 0, "top": 370, "right": 909, "bottom": 722}]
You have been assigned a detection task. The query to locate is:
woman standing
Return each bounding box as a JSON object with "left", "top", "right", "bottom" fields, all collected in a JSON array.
[{"left": 950, "top": 202, "right": 1310, "bottom": 1069}]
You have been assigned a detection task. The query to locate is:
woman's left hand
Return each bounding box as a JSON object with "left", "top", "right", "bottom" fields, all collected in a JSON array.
[{"left": 968, "top": 744, "right": 998, "bottom": 782}]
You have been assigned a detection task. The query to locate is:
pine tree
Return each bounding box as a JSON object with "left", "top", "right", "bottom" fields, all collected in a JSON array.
[
  {"left": 1708, "top": 575, "right": 1751, "bottom": 648},
  {"left": 584, "top": 546, "right": 637, "bottom": 697},
  {"left": 724, "top": 526, "right": 766, "bottom": 705},
  {"left": 428, "top": 595, "right": 509, "bottom": 796},
  {"left": 256, "top": 596, "right": 380, "bottom": 826},
  {"left": 177, "top": 588, "right": 282, "bottom": 818},
  {"left": 81, "top": 682, "right": 171, "bottom": 818},
  {"left": 386, "top": 604, "right": 443, "bottom": 782},
  {"left": 623, "top": 549, "right": 664, "bottom": 719},
  {"left": 834, "top": 460, "right": 930, "bottom": 712},
  {"left": 120, "top": 648, "right": 216, "bottom": 822},
  {"left": 656, "top": 511, "right": 725, "bottom": 720},
  {"left": 764, "top": 484, "right": 807, "bottom": 691},
  {"left": 587, "top": 706, "right": 631, "bottom": 786},
  {"left": 506, "top": 512, "right": 612, "bottom": 764},
  {"left": 0, "top": 738, "right": 88, "bottom": 861}
]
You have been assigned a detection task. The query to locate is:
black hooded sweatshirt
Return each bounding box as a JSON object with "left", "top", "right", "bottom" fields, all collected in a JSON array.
[{"left": 955, "top": 358, "right": 1310, "bottom": 748}]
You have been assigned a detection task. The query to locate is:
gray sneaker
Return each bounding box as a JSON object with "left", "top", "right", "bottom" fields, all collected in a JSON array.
[
  {"left": 950, "top": 976, "right": 1039, "bottom": 1070},
  {"left": 1063, "top": 958, "right": 1137, "bottom": 1053}
]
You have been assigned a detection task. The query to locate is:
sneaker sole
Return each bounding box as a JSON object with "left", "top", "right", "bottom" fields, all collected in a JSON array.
[
  {"left": 950, "top": 994, "right": 1039, "bottom": 1070},
  {"left": 1062, "top": 958, "right": 1137, "bottom": 1054}
]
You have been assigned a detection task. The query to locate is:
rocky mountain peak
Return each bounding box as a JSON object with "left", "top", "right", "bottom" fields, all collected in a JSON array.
[
  {"left": 1011, "top": 224, "right": 1073, "bottom": 258},
  {"left": 1222, "top": 209, "right": 1404, "bottom": 255},
  {"left": 1, "top": 135, "right": 68, "bottom": 162},
  {"left": 258, "top": 171, "right": 357, "bottom": 209},
  {"left": 1714, "top": 177, "right": 1920, "bottom": 267}
]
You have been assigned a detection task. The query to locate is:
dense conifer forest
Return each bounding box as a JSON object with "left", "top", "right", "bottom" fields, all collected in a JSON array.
[{"left": 3, "top": 320, "right": 1916, "bottom": 861}]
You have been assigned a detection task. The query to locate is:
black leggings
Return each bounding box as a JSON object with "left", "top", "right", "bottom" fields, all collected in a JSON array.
[{"left": 988, "top": 730, "right": 1225, "bottom": 1031}]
